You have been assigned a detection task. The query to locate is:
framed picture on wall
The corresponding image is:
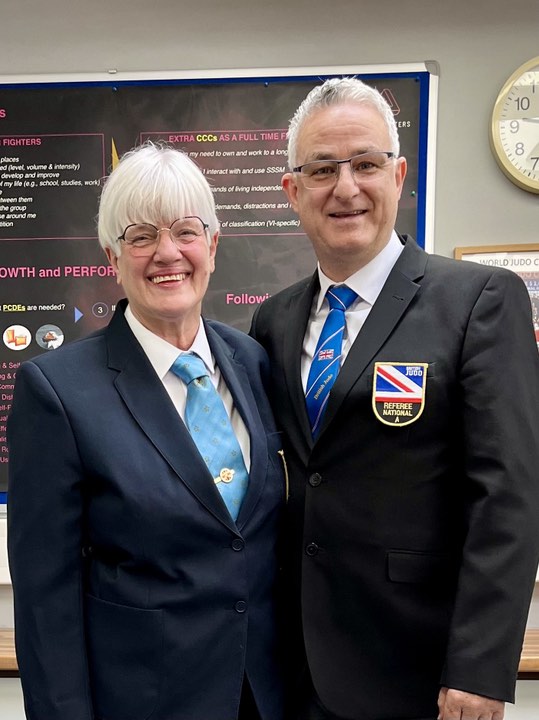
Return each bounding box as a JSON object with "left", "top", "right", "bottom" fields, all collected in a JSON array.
[{"left": 455, "top": 243, "right": 539, "bottom": 349}]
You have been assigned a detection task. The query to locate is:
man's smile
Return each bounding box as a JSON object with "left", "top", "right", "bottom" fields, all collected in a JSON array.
[{"left": 328, "top": 209, "right": 368, "bottom": 218}]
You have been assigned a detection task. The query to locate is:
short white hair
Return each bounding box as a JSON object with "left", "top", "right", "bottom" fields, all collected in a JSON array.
[
  {"left": 98, "top": 142, "right": 219, "bottom": 257},
  {"left": 287, "top": 77, "right": 400, "bottom": 169}
]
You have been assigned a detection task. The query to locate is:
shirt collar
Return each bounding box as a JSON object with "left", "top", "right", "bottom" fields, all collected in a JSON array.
[
  {"left": 315, "top": 231, "right": 404, "bottom": 312},
  {"left": 124, "top": 305, "right": 215, "bottom": 379}
]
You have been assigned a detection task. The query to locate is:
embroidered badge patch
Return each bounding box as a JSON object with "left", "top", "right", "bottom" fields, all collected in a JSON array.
[
  {"left": 372, "top": 362, "right": 428, "bottom": 426},
  {"left": 318, "top": 349, "right": 335, "bottom": 361}
]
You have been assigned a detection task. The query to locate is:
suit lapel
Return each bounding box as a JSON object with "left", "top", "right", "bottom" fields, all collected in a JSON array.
[
  {"left": 105, "top": 303, "right": 237, "bottom": 532},
  {"left": 282, "top": 274, "right": 319, "bottom": 453},
  {"left": 319, "top": 237, "right": 428, "bottom": 435}
]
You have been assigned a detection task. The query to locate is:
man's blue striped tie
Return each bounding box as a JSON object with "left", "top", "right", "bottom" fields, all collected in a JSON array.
[{"left": 305, "top": 285, "right": 358, "bottom": 437}]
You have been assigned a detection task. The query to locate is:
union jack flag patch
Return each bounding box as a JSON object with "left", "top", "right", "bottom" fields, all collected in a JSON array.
[
  {"left": 318, "top": 349, "right": 335, "bottom": 361},
  {"left": 372, "top": 362, "right": 428, "bottom": 426}
]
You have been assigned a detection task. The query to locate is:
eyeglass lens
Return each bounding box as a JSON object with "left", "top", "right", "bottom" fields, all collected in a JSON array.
[
  {"left": 122, "top": 217, "right": 206, "bottom": 253},
  {"left": 299, "top": 152, "right": 393, "bottom": 188}
]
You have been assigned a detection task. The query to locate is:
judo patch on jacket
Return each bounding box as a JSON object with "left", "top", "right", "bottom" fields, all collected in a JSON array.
[{"left": 372, "top": 362, "right": 428, "bottom": 426}]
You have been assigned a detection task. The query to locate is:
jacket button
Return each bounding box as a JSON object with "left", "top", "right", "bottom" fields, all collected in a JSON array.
[
  {"left": 305, "top": 543, "right": 319, "bottom": 556},
  {"left": 309, "top": 473, "right": 322, "bottom": 487},
  {"left": 235, "top": 600, "right": 247, "bottom": 613},
  {"left": 231, "top": 538, "right": 244, "bottom": 551}
]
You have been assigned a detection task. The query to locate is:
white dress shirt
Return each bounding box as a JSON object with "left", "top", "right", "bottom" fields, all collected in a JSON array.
[
  {"left": 301, "top": 232, "right": 404, "bottom": 391},
  {"left": 124, "top": 306, "right": 251, "bottom": 470}
]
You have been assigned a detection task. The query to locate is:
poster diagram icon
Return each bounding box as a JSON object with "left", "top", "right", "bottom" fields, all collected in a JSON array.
[
  {"left": 3, "top": 325, "right": 32, "bottom": 351},
  {"left": 36, "top": 324, "right": 64, "bottom": 350}
]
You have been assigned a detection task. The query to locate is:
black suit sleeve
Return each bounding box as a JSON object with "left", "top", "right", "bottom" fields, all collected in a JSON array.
[
  {"left": 441, "top": 269, "right": 539, "bottom": 701},
  {"left": 8, "top": 361, "right": 94, "bottom": 720}
]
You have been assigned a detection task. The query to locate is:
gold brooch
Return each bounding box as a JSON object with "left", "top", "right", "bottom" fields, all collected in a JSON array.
[{"left": 214, "top": 468, "right": 235, "bottom": 484}]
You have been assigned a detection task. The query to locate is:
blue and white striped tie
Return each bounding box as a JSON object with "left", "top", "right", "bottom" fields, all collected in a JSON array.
[{"left": 305, "top": 285, "right": 358, "bottom": 437}]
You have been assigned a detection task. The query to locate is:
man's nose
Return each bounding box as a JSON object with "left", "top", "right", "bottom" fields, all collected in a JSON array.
[{"left": 333, "top": 161, "right": 360, "bottom": 198}]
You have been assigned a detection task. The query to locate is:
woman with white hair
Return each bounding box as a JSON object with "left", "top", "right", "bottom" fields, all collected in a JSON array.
[{"left": 8, "top": 143, "right": 285, "bottom": 720}]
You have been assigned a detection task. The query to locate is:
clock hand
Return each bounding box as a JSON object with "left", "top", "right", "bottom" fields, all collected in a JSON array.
[{"left": 521, "top": 117, "right": 539, "bottom": 123}]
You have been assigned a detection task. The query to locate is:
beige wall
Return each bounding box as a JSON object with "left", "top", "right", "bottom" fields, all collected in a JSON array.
[{"left": 1, "top": 0, "right": 538, "bottom": 255}]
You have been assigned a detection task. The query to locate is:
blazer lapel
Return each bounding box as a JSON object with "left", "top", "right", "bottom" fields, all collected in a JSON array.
[
  {"left": 204, "top": 321, "right": 268, "bottom": 530},
  {"left": 319, "top": 237, "right": 428, "bottom": 434},
  {"left": 106, "top": 303, "right": 237, "bottom": 532},
  {"left": 282, "top": 274, "right": 319, "bottom": 454}
]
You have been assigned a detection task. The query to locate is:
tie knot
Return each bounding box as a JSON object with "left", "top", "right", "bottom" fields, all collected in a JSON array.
[
  {"left": 171, "top": 353, "right": 208, "bottom": 384},
  {"left": 326, "top": 285, "right": 358, "bottom": 311}
]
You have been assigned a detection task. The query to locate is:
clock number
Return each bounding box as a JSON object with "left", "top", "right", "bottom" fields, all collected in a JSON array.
[
  {"left": 515, "top": 97, "right": 530, "bottom": 112},
  {"left": 490, "top": 57, "right": 539, "bottom": 193}
]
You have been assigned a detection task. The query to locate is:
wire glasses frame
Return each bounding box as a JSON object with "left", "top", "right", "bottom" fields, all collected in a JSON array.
[
  {"left": 118, "top": 216, "right": 209, "bottom": 256},
  {"left": 293, "top": 151, "right": 396, "bottom": 189}
]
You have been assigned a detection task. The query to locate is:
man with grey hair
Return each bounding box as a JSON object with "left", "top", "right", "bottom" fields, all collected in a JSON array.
[{"left": 251, "top": 77, "right": 539, "bottom": 720}]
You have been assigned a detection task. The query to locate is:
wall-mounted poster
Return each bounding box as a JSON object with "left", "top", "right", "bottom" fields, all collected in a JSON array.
[
  {"left": 0, "top": 63, "right": 438, "bottom": 495},
  {"left": 455, "top": 243, "right": 539, "bottom": 350}
]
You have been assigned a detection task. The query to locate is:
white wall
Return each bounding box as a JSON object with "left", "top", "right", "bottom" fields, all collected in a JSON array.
[
  {"left": 1, "top": 0, "right": 538, "bottom": 715},
  {"left": 1, "top": 0, "right": 538, "bottom": 256}
]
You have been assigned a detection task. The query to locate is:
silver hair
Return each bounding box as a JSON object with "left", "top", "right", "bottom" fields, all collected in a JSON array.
[
  {"left": 287, "top": 77, "right": 400, "bottom": 169},
  {"left": 98, "top": 142, "right": 219, "bottom": 257}
]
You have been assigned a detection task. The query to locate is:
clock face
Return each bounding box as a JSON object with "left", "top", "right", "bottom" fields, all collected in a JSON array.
[{"left": 490, "top": 57, "right": 539, "bottom": 193}]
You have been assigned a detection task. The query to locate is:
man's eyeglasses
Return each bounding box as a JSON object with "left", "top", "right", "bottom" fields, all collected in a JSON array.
[
  {"left": 293, "top": 151, "right": 396, "bottom": 189},
  {"left": 118, "top": 216, "right": 209, "bottom": 256}
]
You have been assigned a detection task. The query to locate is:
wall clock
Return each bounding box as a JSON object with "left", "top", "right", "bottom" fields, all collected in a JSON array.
[{"left": 490, "top": 56, "right": 539, "bottom": 193}]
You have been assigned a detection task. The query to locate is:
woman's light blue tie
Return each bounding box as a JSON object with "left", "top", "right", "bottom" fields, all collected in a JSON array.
[
  {"left": 171, "top": 353, "right": 248, "bottom": 521},
  {"left": 305, "top": 285, "right": 358, "bottom": 437}
]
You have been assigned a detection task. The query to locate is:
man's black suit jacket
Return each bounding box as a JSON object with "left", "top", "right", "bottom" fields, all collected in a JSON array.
[{"left": 251, "top": 237, "right": 539, "bottom": 720}]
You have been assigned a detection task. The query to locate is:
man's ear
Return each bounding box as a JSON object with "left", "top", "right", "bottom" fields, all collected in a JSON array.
[
  {"left": 282, "top": 172, "right": 300, "bottom": 212},
  {"left": 394, "top": 156, "right": 408, "bottom": 201}
]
